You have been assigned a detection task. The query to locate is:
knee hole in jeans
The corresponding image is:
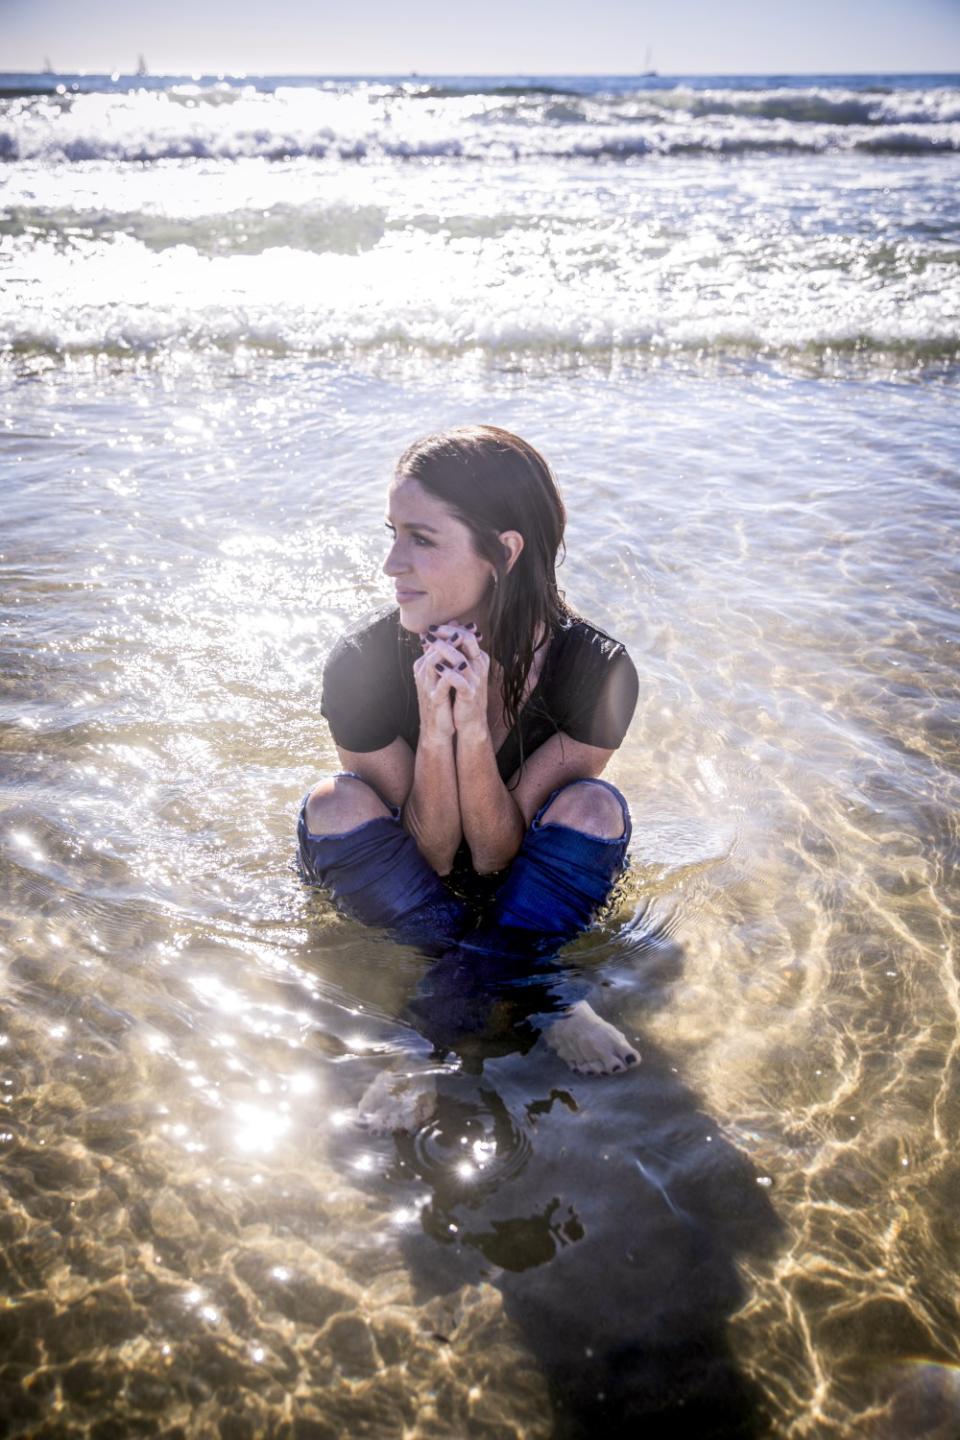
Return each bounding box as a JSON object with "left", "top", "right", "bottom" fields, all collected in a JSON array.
[
  {"left": 304, "top": 774, "right": 391, "bottom": 837},
  {"left": 538, "top": 779, "right": 626, "bottom": 840}
]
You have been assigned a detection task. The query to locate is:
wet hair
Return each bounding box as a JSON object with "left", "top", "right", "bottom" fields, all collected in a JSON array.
[{"left": 394, "top": 424, "right": 572, "bottom": 755}]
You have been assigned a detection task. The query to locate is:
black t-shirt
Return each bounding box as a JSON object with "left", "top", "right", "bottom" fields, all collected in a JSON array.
[{"left": 320, "top": 606, "right": 638, "bottom": 782}]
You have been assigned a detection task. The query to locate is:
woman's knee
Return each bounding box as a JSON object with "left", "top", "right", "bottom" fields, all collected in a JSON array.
[
  {"left": 539, "top": 780, "right": 626, "bottom": 840},
  {"left": 304, "top": 774, "right": 391, "bottom": 837}
]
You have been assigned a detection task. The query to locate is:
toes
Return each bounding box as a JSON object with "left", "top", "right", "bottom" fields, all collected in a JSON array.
[{"left": 572, "top": 1049, "right": 640, "bottom": 1077}]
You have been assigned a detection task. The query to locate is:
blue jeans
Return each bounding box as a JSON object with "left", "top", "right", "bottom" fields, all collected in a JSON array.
[
  {"left": 297, "top": 774, "right": 631, "bottom": 949},
  {"left": 297, "top": 775, "right": 632, "bottom": 1050}
]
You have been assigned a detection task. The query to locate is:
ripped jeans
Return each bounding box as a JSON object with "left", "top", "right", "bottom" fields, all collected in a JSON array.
[{"left": 297, "top": 774, "right": 632, "bottom": 1049}]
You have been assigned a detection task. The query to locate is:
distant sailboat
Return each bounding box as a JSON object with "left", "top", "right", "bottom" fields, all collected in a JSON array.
[
  {"left": 43, "top": 57, "right": 54, "bottom": 74},
  {"left": 642, "top": 47, "right": 658, "bottom": 78},
  {"left": 136, "top": 54, "right": 148, "bottom": 77}
]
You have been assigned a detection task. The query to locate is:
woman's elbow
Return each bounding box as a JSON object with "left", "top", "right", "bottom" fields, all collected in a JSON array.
[
  {"left": 412, "top": 836, "right": 458, "bottom": 878},
  {"left": 472, "top": 858, "right": 504, "bottom": 877},
  {"left": 433, "top": 851, "right": 457, "bottom": 878},
  {"left": 470, "top": 841, "right": 521, "bottom": 876}
]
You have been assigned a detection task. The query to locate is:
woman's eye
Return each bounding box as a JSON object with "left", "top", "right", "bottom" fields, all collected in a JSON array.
[{"left": 385, "top": 523, "right": 432, "bottom": 548}]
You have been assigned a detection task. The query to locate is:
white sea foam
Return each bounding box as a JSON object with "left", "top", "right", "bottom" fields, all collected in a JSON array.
[
  {"left": 2, "top": 222, "right": 956, "bottom": 360},
  {"left": 2, "top": 83, "right": 959, "bottom": 163},
  {"left": 1, "top": 77, "right": 957, "bottom": 369}
]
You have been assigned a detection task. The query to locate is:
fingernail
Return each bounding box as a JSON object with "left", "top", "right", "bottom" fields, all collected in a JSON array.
[
  {"left": 457, "top": 660, "right": 467, "bottom": 670},
  {"left": 435, "top": 662, "right": 446, "bottom": 672},
  {"left": 625, "top": 1053, "right": 638, "bottom": 1066},
  {"left": 465, "top": 621, "right": 476, "bottom": 630},
  {"left": 450, "top": 631, "right": 459, "bottom": 641},
  {"left": 428, "top": 624, "right": 439, "bottom": 632}
]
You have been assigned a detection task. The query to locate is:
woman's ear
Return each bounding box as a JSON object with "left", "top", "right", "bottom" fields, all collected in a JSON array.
[{"left": 498, "top": 529, "right": 524, "bottom": 574}]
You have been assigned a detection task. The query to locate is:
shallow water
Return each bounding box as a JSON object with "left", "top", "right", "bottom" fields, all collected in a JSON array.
[
  {"left": 2, "top": 67, "right": 960, "bottom": 1439},
  {"left": 2, "top": 350, "right": 958, "bottom": 1435}
]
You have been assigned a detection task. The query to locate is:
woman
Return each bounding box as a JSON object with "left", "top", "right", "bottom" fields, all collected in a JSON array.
[{"left": 298, "top": 425, "right": 640, "bottom": 1114}]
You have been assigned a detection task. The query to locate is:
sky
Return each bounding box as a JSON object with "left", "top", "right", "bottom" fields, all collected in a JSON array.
[{"left": 2, "top": 0, "right": 958, "bottom": 76}]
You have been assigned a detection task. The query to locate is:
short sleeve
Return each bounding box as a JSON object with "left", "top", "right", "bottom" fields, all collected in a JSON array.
[
  {"left": 320, "top": 623, "right": 402, "bottom": 753},
  {"left": 562, "top": 639, "right": 639, "bottom": 750}
]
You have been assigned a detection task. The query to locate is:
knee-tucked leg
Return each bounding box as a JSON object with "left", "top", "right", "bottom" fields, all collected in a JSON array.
[
  {"left": 304, "top": 774, "right": 390, "bottom": 838},
  {"left": 297, "top": 776, "right": 467, "bottom": 944},
  {"left": 538, "top": 779, "right": 626, "bottom": 840},
  {"left": 461, "top": 780, "right": 631, "bottom": 953}
]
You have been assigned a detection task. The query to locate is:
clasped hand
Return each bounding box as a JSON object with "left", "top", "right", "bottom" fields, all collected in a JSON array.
[{"left": 412, "top": 621, "right": 490, "bottom": 741}]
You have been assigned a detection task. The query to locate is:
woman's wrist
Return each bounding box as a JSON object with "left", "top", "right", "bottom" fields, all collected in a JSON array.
[
  {"left": 454, "top": 721, "right": 492, "bottom": 752},
  {"left": 419, "top": 717, "right": 456, "bottom": 749}
]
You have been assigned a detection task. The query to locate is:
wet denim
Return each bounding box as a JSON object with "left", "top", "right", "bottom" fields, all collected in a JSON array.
[
  {"left": 464, "top": 776, "right": 632, "bottom": 953},
  {"left": 297, "top": 774, "right": 630, "bottom": 951},
  {"left": 298, "top": 775, "right": 631, "bottom": 1052},
  {"left": 296, "top": 788, "right": 468, "bottom": 946}
]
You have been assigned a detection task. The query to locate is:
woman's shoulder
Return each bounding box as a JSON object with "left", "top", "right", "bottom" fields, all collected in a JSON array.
[
  {"left": 320, "top": 606, "right": 411, "bottom": 751},
  {"left": 546, "top": 611, "right": 638, "bottom": 749},
  {"left": 553, "top": 611, "right": 632, "bottom": 667},
  {"left": 324, "top": 604, "right": 403, "bottom": 668}
]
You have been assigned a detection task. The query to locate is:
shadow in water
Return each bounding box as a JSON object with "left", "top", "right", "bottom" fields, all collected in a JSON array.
[{"left": 324, "top": 922, "right": 784, "bottom": 1438}]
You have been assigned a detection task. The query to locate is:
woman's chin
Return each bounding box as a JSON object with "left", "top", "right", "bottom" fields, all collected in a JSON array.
[{"left": 395, "top": 598, "right": 428, "bottom": 631}]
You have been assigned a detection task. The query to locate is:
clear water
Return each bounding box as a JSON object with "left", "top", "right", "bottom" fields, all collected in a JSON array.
[{"left": 1, "top": 70, "right": 959, "bottom": 1438}]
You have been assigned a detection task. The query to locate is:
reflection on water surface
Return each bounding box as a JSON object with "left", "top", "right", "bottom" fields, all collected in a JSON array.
[{"left": 1, "top": 355, "right": 958, "bottom": 1436}]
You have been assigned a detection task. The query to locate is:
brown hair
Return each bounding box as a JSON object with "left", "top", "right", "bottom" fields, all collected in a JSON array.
[{"left": 395, "top": 424, "right": 571, "bottom": 764}]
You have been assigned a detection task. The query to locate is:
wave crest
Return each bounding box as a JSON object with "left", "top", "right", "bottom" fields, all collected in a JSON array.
[{"left": 2, "top": 84, "right": 959, "bottom": 164}]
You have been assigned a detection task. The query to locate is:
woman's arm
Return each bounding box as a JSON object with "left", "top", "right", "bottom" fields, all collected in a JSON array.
[
  {"left": 329, "top": 638, "right": 462, "bottom": 873},
  {"left": 430, "top": 625, "right": 622, "bottom": 872},
  {"left": 402, "top": 730, "right": 461, "bottom": 876},
  {"left": 333, "top": 736, "right": 415, "bottom": 811},
  {"left": 427, "top": 627, "right": 526, "bottom": 874},
  {"left": 399, "top": 636, "right": 463, "bottom": 875},
  {"left": 455, "top": 725, "right": 527, "bottom": 875},
  {"left": 505, "top": 731, "right": 616, "bottom": 825},
  {"left": 456, "top": 727, "right": 617, "bottom": 872}
]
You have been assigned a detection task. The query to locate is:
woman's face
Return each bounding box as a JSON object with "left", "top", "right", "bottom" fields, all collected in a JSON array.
[{"left": 383, "top": 478, "right": 496, "bottom": 632}]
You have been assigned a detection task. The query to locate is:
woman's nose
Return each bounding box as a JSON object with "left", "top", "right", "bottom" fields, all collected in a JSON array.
[{"left": 382, "top": 540, "right": 408, "bottom": 577}]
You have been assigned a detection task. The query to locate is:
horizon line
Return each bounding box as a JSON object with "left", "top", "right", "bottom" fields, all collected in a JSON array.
[{"left": 2, "top": 67, "right": 959, "bottom": 78}]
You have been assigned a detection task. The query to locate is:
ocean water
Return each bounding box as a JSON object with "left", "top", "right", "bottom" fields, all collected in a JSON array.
[{"left": 1, "top": 71, "right": 959, "bottom": 1437}]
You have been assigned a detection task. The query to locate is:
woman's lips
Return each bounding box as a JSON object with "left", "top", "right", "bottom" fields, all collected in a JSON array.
[{"left": 395, "top": 589, "right": 424, "bottom": 602}]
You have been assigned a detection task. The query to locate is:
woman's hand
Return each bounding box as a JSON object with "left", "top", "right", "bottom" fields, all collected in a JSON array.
[
  {"left": 412, "top": 634, "right": 458, "bottom": 742},
  {"left": 421, "top": 623, "right": 491, "bottom": 742}
]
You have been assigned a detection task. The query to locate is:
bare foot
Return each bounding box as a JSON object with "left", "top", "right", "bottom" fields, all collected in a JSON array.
[
  {"left": 357, "top": 1068, "right": 438, "bottom": 1134},
  {"left": 544, "top": 1001, "right": 640, "bottom": 1076}
]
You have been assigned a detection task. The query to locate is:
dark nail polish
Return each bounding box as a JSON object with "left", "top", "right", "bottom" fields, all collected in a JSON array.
[
  {"left": 428, "top": 624, "right": 439, "bottom": 632},
  {"left": 450, "top": 631, "right": 459, "bottom": 642},
  {"left": 465, "top": 621, "right": 476, "bottom": 630},
  {"left": 457, "top": 660, "right": 467, "bottom": 670},
  {"left": 435, "top": 662, "right": 446, "bottom": 672},
  {"left": 625, "top": 1053, "right": 638, "bottom": 1066}
]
